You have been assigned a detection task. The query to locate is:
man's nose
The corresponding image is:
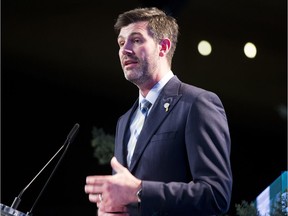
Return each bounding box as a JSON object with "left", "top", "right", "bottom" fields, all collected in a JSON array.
[{"left": 122, "top": 47, "right": 134, "bottom": 56}]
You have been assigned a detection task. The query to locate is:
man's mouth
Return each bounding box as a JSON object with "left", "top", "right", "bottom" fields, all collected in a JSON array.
[{"left": 124, "top": 60, "right": 138, "bottom": 66}]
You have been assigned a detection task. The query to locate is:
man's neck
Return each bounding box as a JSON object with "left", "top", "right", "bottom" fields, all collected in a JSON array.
[{"left": 139, "top": 69, "right": 172, "bottom": 97}]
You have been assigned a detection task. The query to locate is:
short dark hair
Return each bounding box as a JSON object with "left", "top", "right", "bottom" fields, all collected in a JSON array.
[{"left": 114, "top": 7, "right": 179, "bottom": 66}]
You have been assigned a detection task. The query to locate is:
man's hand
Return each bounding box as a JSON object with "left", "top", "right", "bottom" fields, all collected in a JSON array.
[
  {"left": 97, "top": 208, "right": 129, "bottom": 216},
  {"left": 84, "top": 157, "right": 142, "bottom": 213}
]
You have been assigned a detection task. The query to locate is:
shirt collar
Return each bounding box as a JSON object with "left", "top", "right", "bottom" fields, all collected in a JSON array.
[{"left": 139, "top": 70, "right": 174, "bottom": 106}]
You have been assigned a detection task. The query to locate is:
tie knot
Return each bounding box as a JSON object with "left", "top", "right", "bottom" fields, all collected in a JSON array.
[{"left": 140, "top": 99, "right": 152, "bottom": 114}]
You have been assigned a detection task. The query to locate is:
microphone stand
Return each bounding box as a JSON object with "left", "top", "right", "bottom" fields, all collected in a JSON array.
[
  {"left": 10, "top": 145, "right": 65, "bottom": 210},
  {"left": 26, "top": 134, "right": 74, "bottom": 215},
  {"left": 1, "top": 123, "right": 79, "bottom": 216}
]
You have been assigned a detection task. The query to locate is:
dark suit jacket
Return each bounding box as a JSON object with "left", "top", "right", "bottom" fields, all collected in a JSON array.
[{"left": 114, "top": 76, "right": 232, "bottom": 216}]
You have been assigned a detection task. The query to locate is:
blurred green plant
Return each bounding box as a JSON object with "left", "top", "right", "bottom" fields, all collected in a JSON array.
[
  {"left": 235, "top": 200, "right": 261, "bottom": 216},
  {"left": 91, "top": 127, "right": 115, "bottom": 165}
]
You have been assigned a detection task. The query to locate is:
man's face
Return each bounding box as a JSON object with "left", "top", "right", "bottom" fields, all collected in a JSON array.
[{"left": 117, "top": 21, "right": 160, "bottom": 86}]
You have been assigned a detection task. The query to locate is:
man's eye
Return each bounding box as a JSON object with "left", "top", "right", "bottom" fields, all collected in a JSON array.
[
  {"left": 118, "top": 41, "right": 125, "bottom": 47},
  {"left": 133, "top": 39, "right": 140, "bottom": 43}
]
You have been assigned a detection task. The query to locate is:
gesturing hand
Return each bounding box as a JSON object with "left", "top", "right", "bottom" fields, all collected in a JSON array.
[{"left": 84, "top": 157, "right": 142, "bottom": 214}]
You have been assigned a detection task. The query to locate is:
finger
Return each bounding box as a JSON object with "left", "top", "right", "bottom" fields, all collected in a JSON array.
[
  {"left": 98, "top": 209, "right": 128, "bottom": 216},
  {"left": 100, "top": 205, "right": 128, "bottom": 215},
  {"left": 110, "top": 157, "right": 126, "bottom": 174},
  {"left": 97, "top": 208, "right": 104, "bottom": 215},
  {"left": 88, "top": 193, "right": 103, "bottom": 203},
  {"left": 89, "top": 193, "right": 98, "bottom": 203},
  {"left": 84, "top": 184, "right": 102, "bottom": 194},
  {"left": 86, "top": 176, "right": 109, "bottom": 184}
]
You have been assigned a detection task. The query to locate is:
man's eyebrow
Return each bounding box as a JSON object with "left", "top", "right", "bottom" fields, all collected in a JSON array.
[{"left": 117, "top": 32, "right": 143, "bottom": 40}]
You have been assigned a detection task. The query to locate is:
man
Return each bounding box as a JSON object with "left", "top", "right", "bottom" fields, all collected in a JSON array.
[{"left": 85, "top": 7, "right": 232, "bottom": 216}]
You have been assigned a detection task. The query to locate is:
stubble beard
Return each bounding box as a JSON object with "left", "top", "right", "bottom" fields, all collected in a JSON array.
[{"left": 123, "top": 61, "right": 150, "bottom": 86}]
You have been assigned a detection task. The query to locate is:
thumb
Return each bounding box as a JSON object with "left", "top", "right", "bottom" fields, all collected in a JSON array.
[{"left": 111, "top": 156, "right": 126, "bottom": 174}]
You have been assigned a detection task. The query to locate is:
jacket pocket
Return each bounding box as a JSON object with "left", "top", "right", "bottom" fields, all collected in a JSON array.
[{"left": 150, "top": 131, "right": 177, "bottom": 142}]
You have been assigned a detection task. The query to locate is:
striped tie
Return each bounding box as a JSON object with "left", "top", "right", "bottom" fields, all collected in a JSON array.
[{"left": 127, "top": 99, "right": 152, "bottom": 167}]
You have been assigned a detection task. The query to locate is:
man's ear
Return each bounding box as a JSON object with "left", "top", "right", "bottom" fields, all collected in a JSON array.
[{"left": 159, "top": 38, "right": 171, "bottom": 57}]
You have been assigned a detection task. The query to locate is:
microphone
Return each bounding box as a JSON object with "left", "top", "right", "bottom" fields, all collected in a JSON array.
[{"left": 1, "top": 123, "right": 80, "bottom": 216}]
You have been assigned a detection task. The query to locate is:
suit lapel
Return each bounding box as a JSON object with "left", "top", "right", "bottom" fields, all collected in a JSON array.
[{"left": 129, "top": 76, "right": 182, "bottom": 172}]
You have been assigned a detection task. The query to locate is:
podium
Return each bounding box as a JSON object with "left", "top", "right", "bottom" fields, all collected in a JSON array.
[{"left": 0, "top": 203, "right": 29, "bottom": 216}]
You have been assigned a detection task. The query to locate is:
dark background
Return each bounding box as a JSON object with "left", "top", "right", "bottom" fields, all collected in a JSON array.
[{"left": 1, "top": 0, "right": 287, "bottom": 215}]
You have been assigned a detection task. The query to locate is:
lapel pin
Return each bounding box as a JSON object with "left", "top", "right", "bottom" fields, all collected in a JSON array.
[{"left": 164, "top": 103, "right": 170, "bottom": 112}]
